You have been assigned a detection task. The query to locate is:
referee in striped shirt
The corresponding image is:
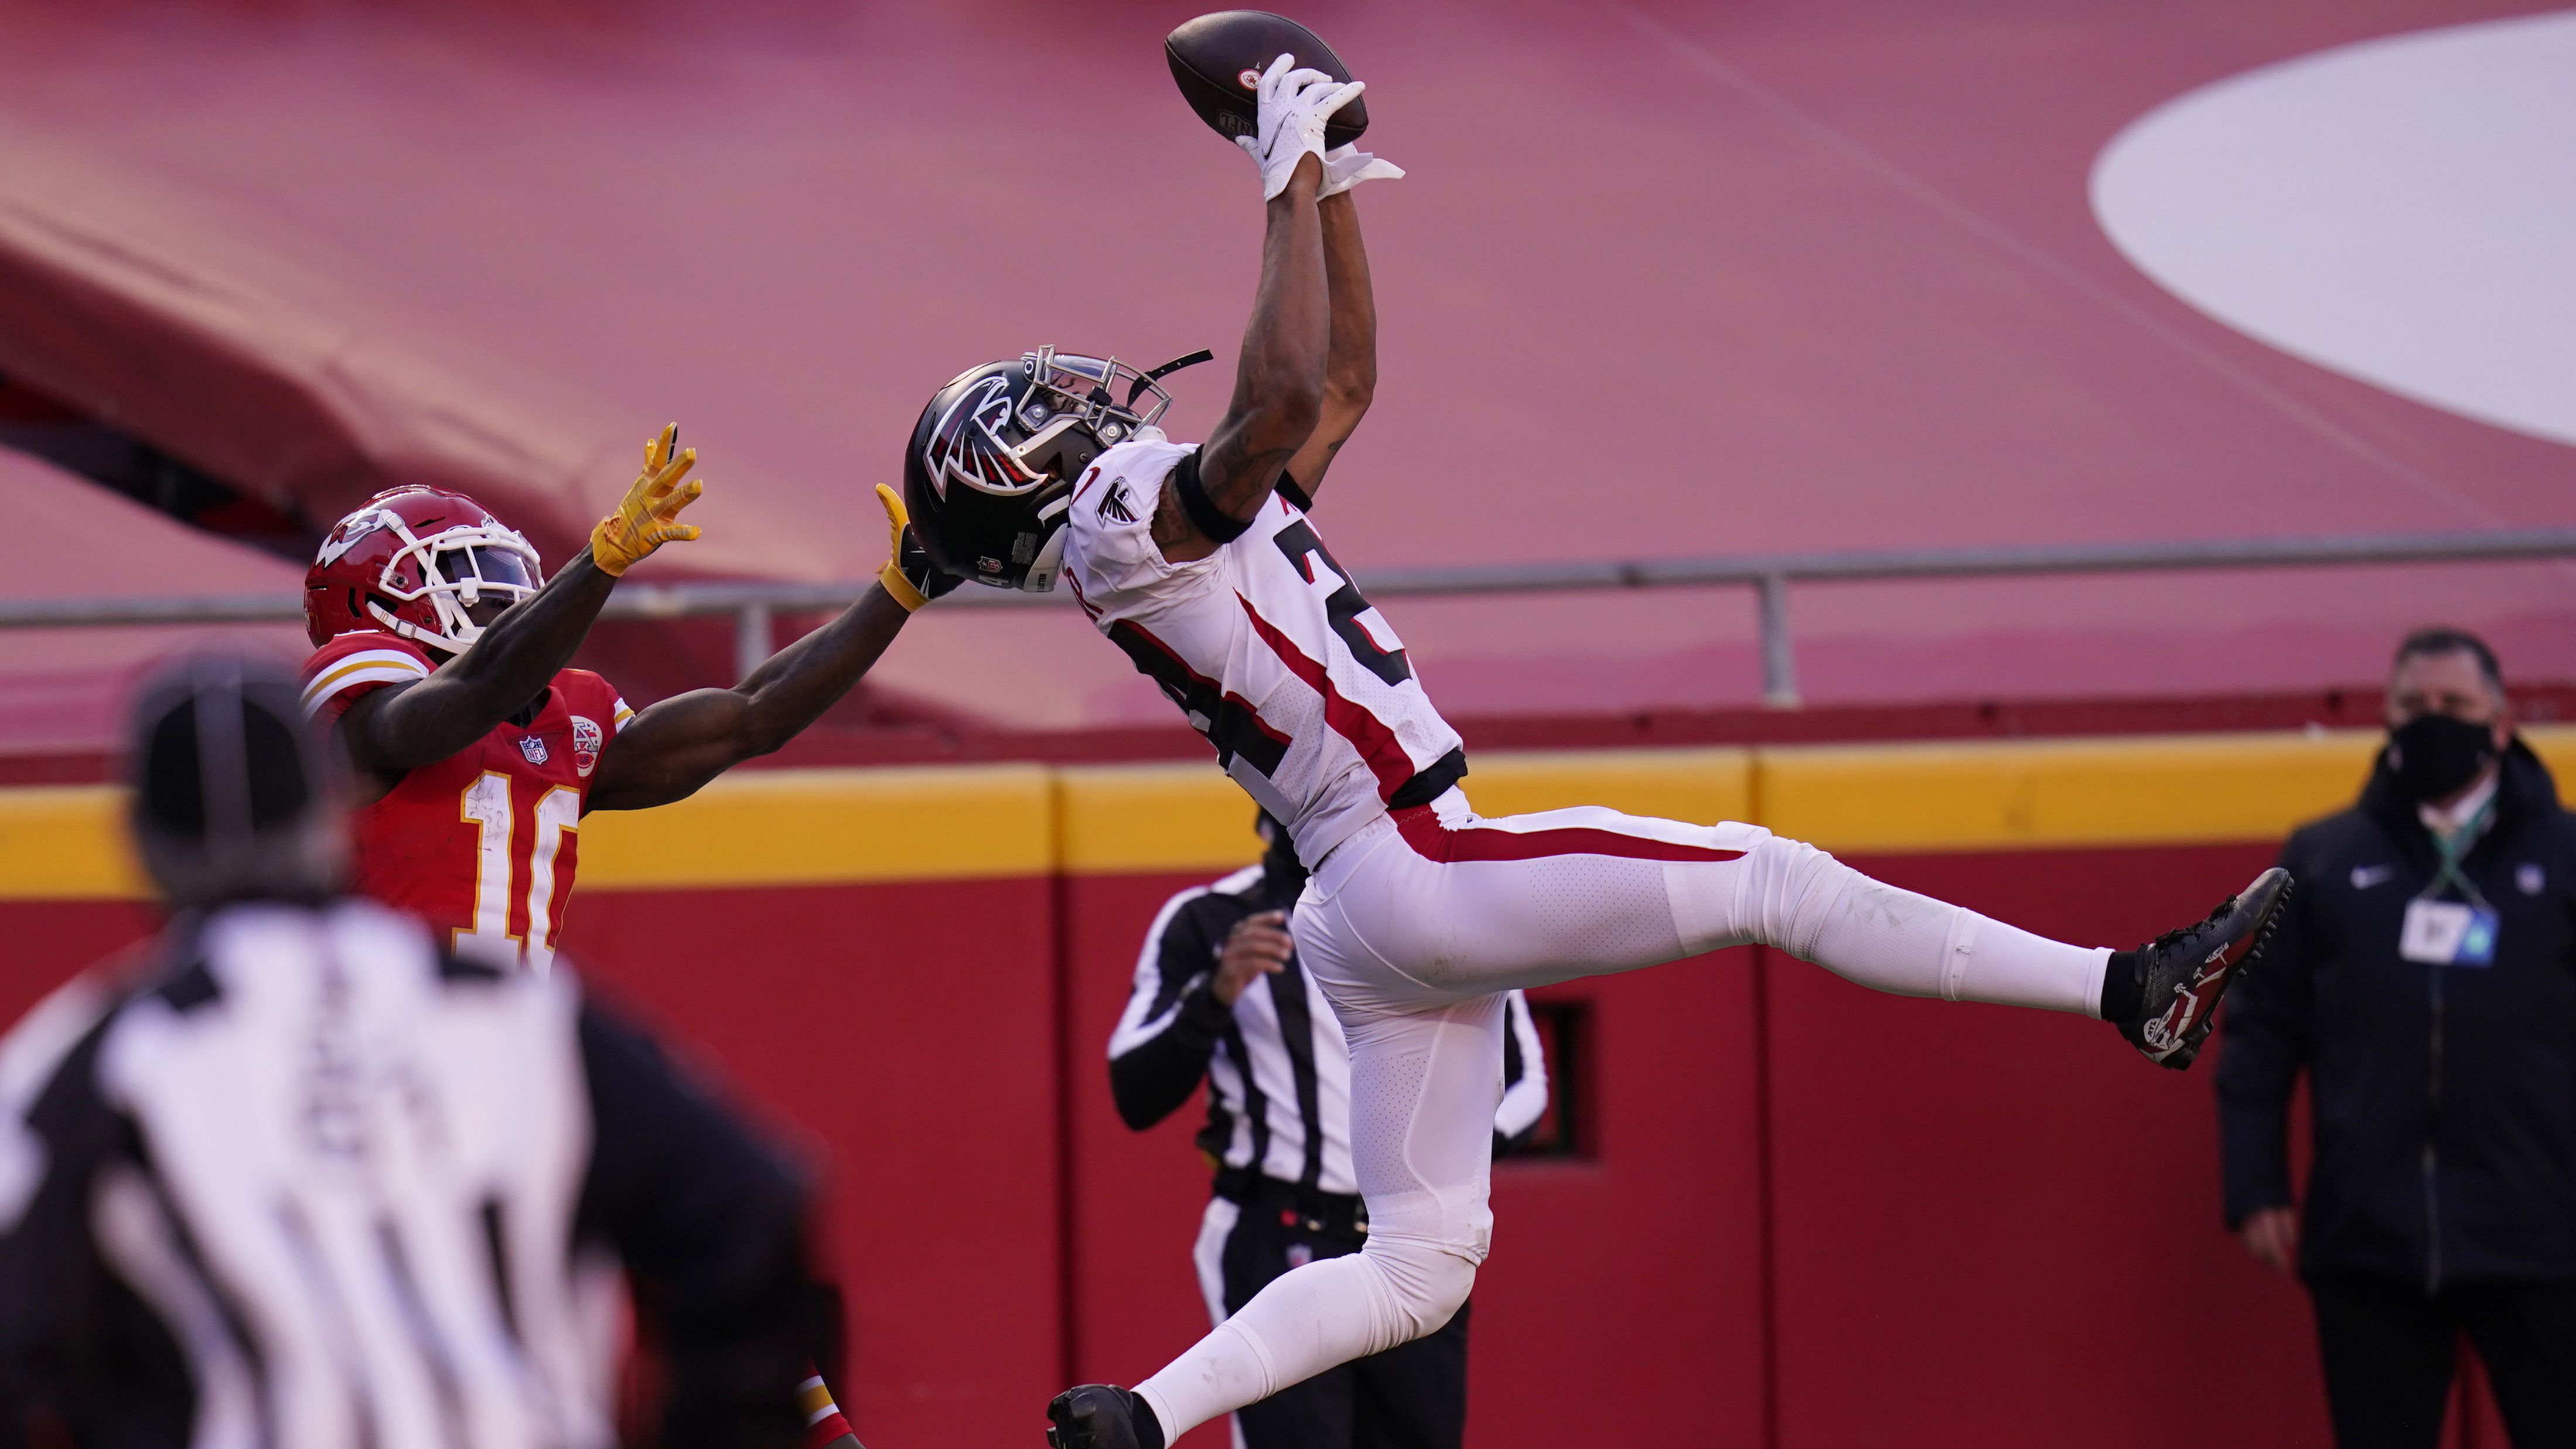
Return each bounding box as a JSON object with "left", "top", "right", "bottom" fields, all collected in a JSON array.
[
  {"left": 1109, "top": 812, "right": 1547, "bottom": 1449},
  {"left": 0, "top": 653, "right": 841, "bottom": 1449}
]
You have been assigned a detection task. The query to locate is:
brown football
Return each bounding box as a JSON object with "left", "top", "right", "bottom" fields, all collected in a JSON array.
[{"left": 1165, "top": 11, "right": 1368, "bottom": 152}]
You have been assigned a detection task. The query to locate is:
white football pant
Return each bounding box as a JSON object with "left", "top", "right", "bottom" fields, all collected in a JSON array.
[{"left": 1134, "top": 791, "right": 2109, "bottom": 1441}]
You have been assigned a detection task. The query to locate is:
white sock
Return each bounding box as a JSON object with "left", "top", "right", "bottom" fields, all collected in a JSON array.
[
  {"left": 1790, "top": 856, "right": 2108, "bottom": 1015},
  {"left": 1133, "top": 1311, "right": 1277, "bottom": 1443},
  {"left": 1132, "top": 1234, "right": 1474, "bottom": 1440}
]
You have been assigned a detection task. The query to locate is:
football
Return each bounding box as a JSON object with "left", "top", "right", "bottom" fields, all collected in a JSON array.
[{"left": 1165, "top": 11, "right": 1368, "bottom": 152}]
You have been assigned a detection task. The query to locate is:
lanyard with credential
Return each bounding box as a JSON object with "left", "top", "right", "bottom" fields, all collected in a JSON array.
[
  {"left": 2401, "top": 796, "right": 2500, "bottom": 967},
  {"left": 2417, "top": 796, "right": 2496, "bottom": 911}
]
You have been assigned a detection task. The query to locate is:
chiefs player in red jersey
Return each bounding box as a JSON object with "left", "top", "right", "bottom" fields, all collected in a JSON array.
[
  {"left": 302, "top": 428, "right": 953, "bottom": 973},
  {"left": 302, "top": 429, "right": 947, "bottom": 1446}
]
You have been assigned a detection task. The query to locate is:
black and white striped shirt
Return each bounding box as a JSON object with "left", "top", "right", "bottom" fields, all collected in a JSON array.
[
  {"left": 0, "top": 899, "right": 819, "bottom": 1449},
  {"left": 1109, "top": 864, "right": 1548, "bottom": 1197}
]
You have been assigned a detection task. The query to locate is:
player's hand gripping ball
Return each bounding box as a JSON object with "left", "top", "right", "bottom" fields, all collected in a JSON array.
[
  {"left": 590, "top": 425, "right": 705, "bottom": 577},
  {"left": 1165, "top": 11, "right": 1368, "bottom": 149},
  {"left": 1234, "top": 56, "right": 1366, "bottom": 200}
]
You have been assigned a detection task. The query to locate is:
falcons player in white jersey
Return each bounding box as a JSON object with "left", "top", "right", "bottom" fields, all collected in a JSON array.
[{"left": 900, "top": 57, "right": 2294, "bottom": 1449}]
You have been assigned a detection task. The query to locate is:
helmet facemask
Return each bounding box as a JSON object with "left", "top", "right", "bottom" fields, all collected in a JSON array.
[
  {"left": 1015, "top": 347, "right": 1180, "bottom": 465},
  {"left": 920, "top": 349, "right": 1180, "bottom": 503},
  {"left": 908, "top": 346, "right": 1210, "bottom": 594},
  {"left": 323, "top": 507, "right": 542, "bottom": 656}
]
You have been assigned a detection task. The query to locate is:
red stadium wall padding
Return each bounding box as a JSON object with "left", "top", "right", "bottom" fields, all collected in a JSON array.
[
  {"left": 1058, "top": 872, "right": 1241, "bottom": 1395},
  {"left": 1468, "top": 959, "right": 1768, "bottom": 1448},
  {"left": 558, "top": 881, "right": 1063, "bottom": 1449},
  {"left": 1765, "top": 843, "right": 2324, "bottom": 1447},
  {"left": 0, "top": 857, "right": 2510, "bottom": 1448},
  {"left": 0, "top": 900, "right": 161, "bottom": 1021}
]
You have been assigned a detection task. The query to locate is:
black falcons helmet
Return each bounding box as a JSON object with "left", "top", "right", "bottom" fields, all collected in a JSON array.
[{"left": 903, "top": 346, "right": 1209, "bottom": 591}]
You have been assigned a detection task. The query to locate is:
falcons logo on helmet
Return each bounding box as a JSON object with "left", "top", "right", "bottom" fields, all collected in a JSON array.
[{"left": 922, "top": 375, "right": 1046, "bottom": 500}]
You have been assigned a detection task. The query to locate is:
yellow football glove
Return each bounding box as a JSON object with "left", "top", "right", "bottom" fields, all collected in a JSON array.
[
  {"left": 876, "top": 483, "right": 958, "bottom": 611},
  {"left": 589, "top": 424, "right": 705, "bottom": 577}
]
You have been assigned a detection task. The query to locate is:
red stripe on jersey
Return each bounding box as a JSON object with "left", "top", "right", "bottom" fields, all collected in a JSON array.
[
  {"left": 1118, "top": 616, "right": 1291, "bottom": 757},
  {"left": 1392, "top": 804, "right": 1747, "bottom": 865},
  {"left": 302, "top": 630, "right": 435, "bottom": 724},
  {"left": 1064, "top": 565, "right": 1103, "bottom": 621},
  {"left": 1237, "top": 593, "right": 1414, "bottom": 803}
]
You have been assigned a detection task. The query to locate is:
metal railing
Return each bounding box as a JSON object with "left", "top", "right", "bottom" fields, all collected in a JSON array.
[{"left": 11, "top": 527, "right": 2574, "bottom": 708}]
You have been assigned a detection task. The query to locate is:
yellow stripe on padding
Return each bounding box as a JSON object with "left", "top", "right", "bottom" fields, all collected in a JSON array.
[
  {"left": 1055, "top": 762, "right": 1256, "bottom": 875},
  {"left": 0, "top": 786, "right": 146, "bottom": 899},
  {"left": 1466, "top": 748, "right": 1752, "bottom": 826},
  {"left": 577, "top": 764, "right": 1053, "bottom": 889},
  {"left": 1762, "top": 729, "right": 2390, "bottom": 855},
  {"left": 8, "top": 728, "right": 2575, "bottom": 896}
]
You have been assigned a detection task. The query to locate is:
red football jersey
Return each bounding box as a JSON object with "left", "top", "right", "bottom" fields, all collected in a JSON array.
[{"left": 301, "top": 630, "right": 633, "bottom": 971}]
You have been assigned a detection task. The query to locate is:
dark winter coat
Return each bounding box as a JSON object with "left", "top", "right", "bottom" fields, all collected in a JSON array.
[{"left": 2217, "top": 739, "right": 2576, "bottom": 1288}]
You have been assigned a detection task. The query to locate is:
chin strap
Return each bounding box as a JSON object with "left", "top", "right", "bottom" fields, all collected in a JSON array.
[{"left": 1127, "top": 349, "right": 1216, "bottom": 407}]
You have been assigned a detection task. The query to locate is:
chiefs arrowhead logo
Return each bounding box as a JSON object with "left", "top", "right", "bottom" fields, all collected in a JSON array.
[{"left": 315, "top": 507, "right": 395, "bottom": 566}]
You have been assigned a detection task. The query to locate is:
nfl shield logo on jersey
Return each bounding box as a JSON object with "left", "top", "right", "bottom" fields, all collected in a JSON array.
[
  {"left": 570, "top": 716, "right": 603, "bottom": 777},
  {"left": 518, "top": 736, "right": 550, "bottom": 766}
]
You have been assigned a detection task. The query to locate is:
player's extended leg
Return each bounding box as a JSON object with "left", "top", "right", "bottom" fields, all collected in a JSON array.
[
  {"left": 1097, "top": 800, "right": 2114, "bottom": 1449},
  {"left": 1052, "top": 796, "right": 2287, "bottom": 1447},
  {"left": 1299, "top": 793, "right": 2284, "bottom": 1065},
  {"left": 1115, "top": 993, "right": 1507, "bottom": 1448},
  {"left": 1312, "top": 796, "right": 2108, "bottom": 1017}
]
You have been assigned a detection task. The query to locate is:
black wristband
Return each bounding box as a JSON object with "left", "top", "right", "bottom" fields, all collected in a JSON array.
[
  {"left": 1275, "top": 469, "right": 1313, "bottom": 512},
  {"left": 1174, "top": 450, "right": 1253, "bottom": 544}
]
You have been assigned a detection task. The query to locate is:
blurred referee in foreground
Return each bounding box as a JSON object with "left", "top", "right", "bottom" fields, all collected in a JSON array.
[
  {"left": 0, "top": 653, "right": 839, "bottom": 1449},
  {"left": 1110, "top": 812, "right": 1547, "bottom": 1449}
]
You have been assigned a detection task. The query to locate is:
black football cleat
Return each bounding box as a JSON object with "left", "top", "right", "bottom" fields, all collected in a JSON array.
[
  {"left": 1047, "top": 1385, "right": 1163, "bottom": 1449},
  {"left": 2111, "top": 867, "right": 2292, "bottom": 1070}
]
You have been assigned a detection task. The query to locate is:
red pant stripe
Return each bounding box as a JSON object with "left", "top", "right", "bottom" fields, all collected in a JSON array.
[{"left": 1391, "top": 806, "right": 1746, "bottom": 865}]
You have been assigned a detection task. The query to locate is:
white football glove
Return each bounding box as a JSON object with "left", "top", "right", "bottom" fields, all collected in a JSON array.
[
  {"left": 1318, "top": 144, "right": 1403, "bottom": 199},
  {"left": 1236, "top": 53, "right": 1366, "bottom": 202}
]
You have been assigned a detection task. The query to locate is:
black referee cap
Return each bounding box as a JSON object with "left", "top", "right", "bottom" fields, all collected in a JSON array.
[{"left": 127, "top": 652, "right": 348, "bottom": 906}]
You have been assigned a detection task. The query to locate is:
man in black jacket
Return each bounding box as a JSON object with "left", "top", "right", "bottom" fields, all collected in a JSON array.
[{"left": 2219, "top": 627, "right": 2576, "bottom": 1447}]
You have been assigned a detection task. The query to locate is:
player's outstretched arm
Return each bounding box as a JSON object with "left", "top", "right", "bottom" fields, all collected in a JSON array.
[
  {"left": 1155, "top": 57, "right": 1360, "bottom": 562},
  {"left": 1280, "top": 187, "right": 1379, "bottom": 506},
  {"left": 583, "top": 589, "right": 907, "bottom": 811},
  {"left": 583, "top": 485, "right": 950, "bottom": 811},
  {"left": 339, "top": 432, "right": 704, "bottom": 776},
  {"left": 340, "top": 558, "right": 617, "bottom": 773},
  {"left": 1172, "top": 155, "right": 1327, "bottom": 552}
]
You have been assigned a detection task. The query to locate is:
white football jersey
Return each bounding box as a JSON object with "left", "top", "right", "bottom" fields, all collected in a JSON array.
[{"left": 1063, "top": 438, "right": 1464, "bottom": 867}]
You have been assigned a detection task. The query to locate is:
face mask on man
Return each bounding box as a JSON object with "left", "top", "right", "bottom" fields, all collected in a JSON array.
[{"left": 2389, "top": 713, "right": 2499, "bottom": 803}]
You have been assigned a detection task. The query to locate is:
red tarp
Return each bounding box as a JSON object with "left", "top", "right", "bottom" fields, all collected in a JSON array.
[
  {"left": 6, "top": 446, "right": 305, "bottom": 752},
  {"left": 0, "top": 0, "right": 2569, "bottom": 738}
]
